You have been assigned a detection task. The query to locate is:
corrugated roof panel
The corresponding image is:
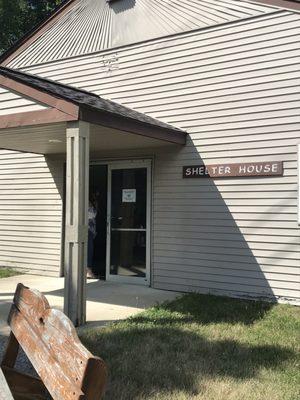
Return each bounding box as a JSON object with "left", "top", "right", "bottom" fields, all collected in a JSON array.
[{"left": 8, "top": 0, "right": 277, "bottom": 68}]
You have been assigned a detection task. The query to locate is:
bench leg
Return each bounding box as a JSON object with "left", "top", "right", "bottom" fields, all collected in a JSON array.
[
  {"left": 1, "top": 332, "right": 19, "bottom": 368},
  {"left": 1, "top": 333, "right": 49, "bottom": 399},
  {"left": 2, "top": 367, "right": 48, "bottom": 400}
]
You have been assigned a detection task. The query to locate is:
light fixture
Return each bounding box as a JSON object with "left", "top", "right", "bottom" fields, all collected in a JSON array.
[{"left": 48, "top": 139, "right": 62, "bottom": 143}]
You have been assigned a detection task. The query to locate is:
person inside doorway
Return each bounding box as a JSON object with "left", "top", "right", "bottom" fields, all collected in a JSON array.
[
  {"left": 89, "top": 165, "right": 108, "bottom": 280},
  {"left": 87, "top": 193, "right": 98, "bottom": 278}
]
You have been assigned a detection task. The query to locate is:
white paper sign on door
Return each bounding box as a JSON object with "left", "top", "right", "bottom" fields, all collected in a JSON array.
[{"left": 122, "top": 189, "right": 136, "bottom": 203}]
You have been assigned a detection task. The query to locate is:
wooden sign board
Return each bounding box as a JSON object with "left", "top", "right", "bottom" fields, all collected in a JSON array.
[{"left": 183, "top": 161, "right": 283, "bottom": 179}]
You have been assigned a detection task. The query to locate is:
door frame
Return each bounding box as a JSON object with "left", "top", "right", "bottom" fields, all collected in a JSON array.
[{"left": 105, "top": 159, "right": 152, "bottom": 285}]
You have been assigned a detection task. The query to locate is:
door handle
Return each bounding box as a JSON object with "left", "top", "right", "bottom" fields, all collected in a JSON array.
[{"left": 110, "top": 216, "right": 123, "bottom": 221}]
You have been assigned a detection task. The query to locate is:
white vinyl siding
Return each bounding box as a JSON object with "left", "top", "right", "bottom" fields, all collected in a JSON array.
[
  {"left": 0, "top": 86, "right": 48, "bottom": 115},
  {"left": 0, "top": 150, "right": 63, "bottom": 276},
  {"left": 6, "top": 10, "right": 300, "bottom": 301}
]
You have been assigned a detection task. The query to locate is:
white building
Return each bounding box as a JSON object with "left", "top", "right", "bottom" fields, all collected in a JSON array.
[{"left": 0, "top": 0, "right": 299, "bottom": 323}]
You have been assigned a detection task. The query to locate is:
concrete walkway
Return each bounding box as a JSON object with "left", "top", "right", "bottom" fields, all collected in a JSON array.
[{"left": 0, "top": 275, "right": 179, "bottom": 335}]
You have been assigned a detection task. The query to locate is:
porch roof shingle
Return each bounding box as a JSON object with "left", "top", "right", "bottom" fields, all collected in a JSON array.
[{"left": 0, "top": 67, "right": 187, "bottom": 144}]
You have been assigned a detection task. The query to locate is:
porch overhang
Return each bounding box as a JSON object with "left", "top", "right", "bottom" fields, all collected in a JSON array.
[
  {"left": 0, "top": 67, "right": 187, "bottom": 326},
  {"left": 0, "top": 67, "right": 187, "bottom": 153}
]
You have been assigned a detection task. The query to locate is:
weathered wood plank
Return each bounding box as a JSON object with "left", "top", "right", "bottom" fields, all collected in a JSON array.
[
  {"left": 81, "top": 358, "right": 108, "bottom": 400},
  {"left": 7, "top": 283, "right": 107, "bottom": 400}
]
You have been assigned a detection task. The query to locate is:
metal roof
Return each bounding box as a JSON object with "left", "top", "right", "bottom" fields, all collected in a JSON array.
[{"left": 5, "top": 0, "right": 278, "bottom": 68}]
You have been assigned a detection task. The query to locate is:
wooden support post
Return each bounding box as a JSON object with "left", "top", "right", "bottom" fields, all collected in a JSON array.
[{"left": 64, "top": 121, "right": 90, "bottom": 327}]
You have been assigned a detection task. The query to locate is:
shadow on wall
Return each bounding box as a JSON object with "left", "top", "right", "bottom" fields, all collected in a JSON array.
[
  {"left": 45, "top": 156, "right": 64, "bottom": 199},
  {"left": 45, "top": 156, "right": 65, "bottom": 277},
  {"left": 43, "top": 141, "right": 280, "bottom": 302},
  {"left": 43, "top": 136, "right": 281, "bottom": 302},
  {"left": 153, "top": 139, "right": 279, "bottom": 302},
  {"left": 109, "top": 0, "right": 136, "bottom": 14}
]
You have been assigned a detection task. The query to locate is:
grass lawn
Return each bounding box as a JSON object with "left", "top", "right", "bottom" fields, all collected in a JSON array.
[
  {"left": 0, "top": 267, "right": 20, "bottom": 279},
  {"left": 81, "top": 293, "right": 300, "bottom": 400}
]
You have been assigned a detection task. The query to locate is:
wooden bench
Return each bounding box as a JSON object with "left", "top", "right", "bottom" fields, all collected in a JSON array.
[{"left": 1, "top": 283, "right": 107, "bottom": 400}]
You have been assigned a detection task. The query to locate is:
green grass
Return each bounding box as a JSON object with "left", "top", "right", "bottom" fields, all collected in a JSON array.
[
  {"left": 0, "top": 267, "right": 20, "bottom": 278},
  {"left": 81, "top": 293, "right": 300, "bottom": 400}
]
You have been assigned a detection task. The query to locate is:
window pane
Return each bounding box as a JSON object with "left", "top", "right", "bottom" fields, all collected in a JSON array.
[
  {"left": 110, "top": 231, "right": 146, "bottom": 277},
  {"left": 111, "top": 168, "right": 147, "bottom": 229}
]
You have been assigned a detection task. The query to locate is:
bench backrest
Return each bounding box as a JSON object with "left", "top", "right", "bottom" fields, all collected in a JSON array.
[{"left": 8, "top": 283, "right": 107, "bottom": 400}]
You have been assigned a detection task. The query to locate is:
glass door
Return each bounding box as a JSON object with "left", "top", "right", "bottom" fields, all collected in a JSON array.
[{"left": 106, "top": 160, "right": 151, "bottom": 284}]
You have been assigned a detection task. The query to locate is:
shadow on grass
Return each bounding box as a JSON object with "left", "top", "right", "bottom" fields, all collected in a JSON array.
[
  {"left": 135, "top": 292, "right": 275, "bottom": 325},
  {"left": 82, "top": 325, "right": 294, "bottom": 399},
  {"left": 81, "top": 294, "right": 295, "bottom": 399}
]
